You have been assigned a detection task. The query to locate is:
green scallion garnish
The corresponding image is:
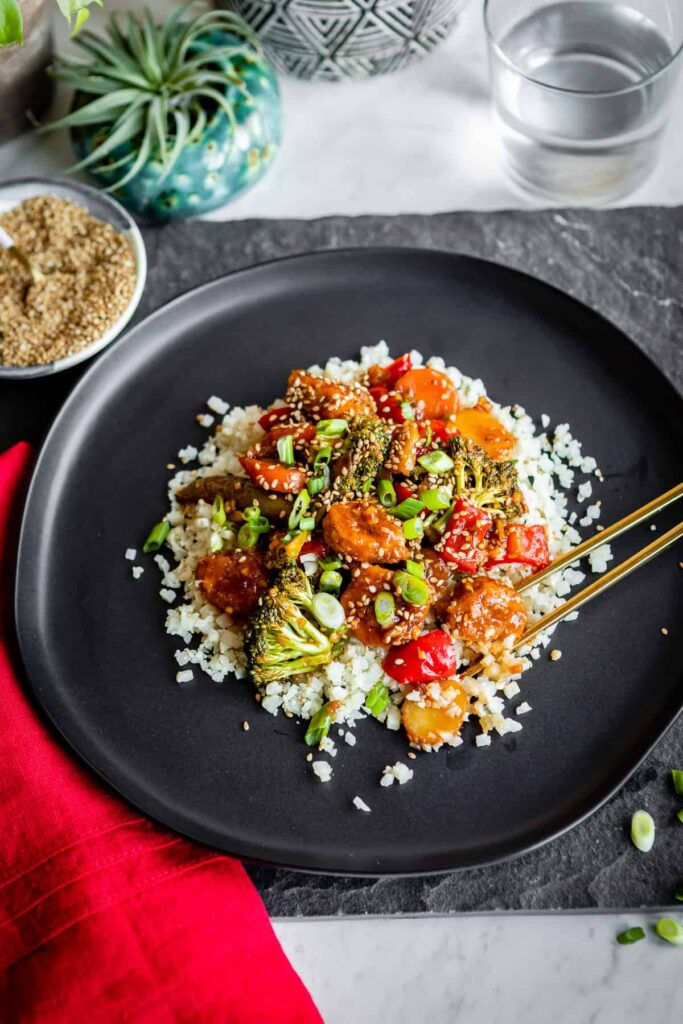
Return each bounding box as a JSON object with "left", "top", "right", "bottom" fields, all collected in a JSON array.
[
  {"left": 210, "top": 532, "right": 223, "bottom": 553},
  {"left": 672, "top": 769, "right": 683, "bottom": 796},
  {"left": 655, "top": 917, "right": 683, "bottom": 946},
  {"left": 237, "top": 524, "right": 259, "bottom": 549},
  {"left": 314, "top": 445, "right": 333, "bottom": 466},
  {"left": 319, "top": 570, "right": 343, "bottom": 594},
  {"left": 405, "top": 559, "right": 425, "bottom": 578},
  {"left": 143, "top": 520, "right": 170, "bottom": 553},
  {"left": 631, "top": 810, "right": 655, "bottom": 853},
  {"left": 616, "top": 927, "right": 646, "bottom": 945},
  {"left": 298, "top": 515, "right": 316, "bottom": 532},
  {"left": 393, "top": 496, "right": 425, "bottom": 519},
  {"left": 374, "top": 592, "right": 396, "bottom": 628},
  {"left": 304, "top": 703, "right": 334, "bottom": 746},
  {"left": 242, "top": 508, "right": 270, "bottom": 533},
  {"left": 377, "top": 479, "right": 397, "bottom": 508},
  {"left": 316, "top": 418, "right": 348, "bottom": 438},
  {"left": 311, "top": 592, "right": 346, "bottom": 630},
  {"left": 394, "top": 570, "right": 430, "bottom": 606},
  {"left": 211, "top": 494, "right": 226, "bottom": 526},
  {"left": 277, "top": 434, "right": 295, "bottom": 465},
  {"left": 307, "top": 463, "right": 330, "bottom": 497},
  {"left": 421, "top": 486, "right": 452, "bottom": 511},
  {"left": 418, "top": 450, "right": 454, "bottom": 473},
  {"left": 402, "top": 516, "right": 424, "bottom": 541},
  {"left": 364, "top": 679, "right": 390, "bottom": 717},
  {"left": 400, "top": 401, "right": 415, "bottom": 420},
  {"left": 432, "top": 504, "right": 454, "bottom": 533},
  {"left": 288, "top": 489, "right": 311, "bottom": 530},
  {"left": 320, "top": 556, "right": 343, "bottom": 572}
]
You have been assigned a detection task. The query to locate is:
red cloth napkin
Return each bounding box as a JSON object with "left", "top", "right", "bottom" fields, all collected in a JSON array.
[{"left": 0, "top": 443, "right": 321, "bottom": 1023}]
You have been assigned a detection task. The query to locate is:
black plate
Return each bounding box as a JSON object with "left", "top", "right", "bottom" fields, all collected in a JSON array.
[{"left": 15, "top": 249, "right": 683, "bottom": 875}]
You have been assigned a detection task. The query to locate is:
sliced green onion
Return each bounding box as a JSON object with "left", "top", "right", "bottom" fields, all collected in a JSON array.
[
  {"left": 319, "top": 570, "right": 343, "bottom": 593},
  {"left": 277, "top": 434, "right": 295, "bottom": 465},
  {"left": 298, "top": 515, "right": 316, "bottom": 532},
  {"left": 394, "top": 570, "right": 430, "bottom": 606},
  {"left": 616, "top": 927, "right": 645, "bottom": 945},
  {"left": 305, "top": 703, "right": 334, "bottom": 746},
  {"left": 393, "top": 497, "right": 425, "bottom": 520},
  {"left": 237, "top": 524, "right": 258, "bottom": 549},
  {"left": 418, "top": 450, "right": 454, "bottom": 473},
  {"left": 631, "top": 810, "right": 655, "bottom": 853},
  {"left": 143, "top": 520, "right": 170, "bottom": 553},
  {"left": 672, "top": 769, "right": 683, "bottom": 796},
  {"left": 402, "top": 517, "right": 424, "bottom": 541},
  {"left": 405, "top": 559, "right": 425, "bottom": 579},
  {"left": 374, "top": 591, "right": 396, "bottom": 628},
  {"left": 211, "top": 494, "right": 226, "bottom": 526},
  {"left": 655, "top": 917, "right": 683, "bottom": 946},
  {"left": 288, "top": 489, "right": 310, "bottom": 530},
  {"left": 316, "top": 418, "right": 348, "bottom": 438},
  {"left": 400, "top": 401, "right": 415, "bottom": 420},
  {"left": 242, "top": 508, "right": 270, "bottom": 534},
  {"left": 210, "top": 532, "right": 223, "bottom": 553},
  {"left": 432, "top": 504, "right": 454, "bottom": 533},
  {"left": 307, "top": 464, "right": 330, "bottom": 496},
  {"left": 311, "top": 592, "right": 346, "bottom": 631},
  {"left": 377, "top": 479, "right": 397, "bottom": 508},
  {"left": 320, "top": 556, "right": 343, "bottom": 571},
  {"left": 423, "top": 423, "right": 433, "bottom": 448},
  {"left": 314, "top": 445, "right": 333, "bottom": 466},
  {"left": 243, "top": 505, "right": 262, "bottom": 522},
  {"left": 364, "top": 679, "right": 390, "bottom": 717},
  {"left": 421, "top": 486, "right": 452, "bottom": 511},
  {"left": 675, "top": 885, "right": 683, "bottom": 902},
  {"left": 677, "top": 810, "right": 683, "bottom": 825}
]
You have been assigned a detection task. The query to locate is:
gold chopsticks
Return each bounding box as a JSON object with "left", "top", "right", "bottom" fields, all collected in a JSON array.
[
  {"left": 461, "top": 481, "right": 683, "bottom": 678},
  {"left": 516, "top": 480, "right": 683, "bottom": 594}
]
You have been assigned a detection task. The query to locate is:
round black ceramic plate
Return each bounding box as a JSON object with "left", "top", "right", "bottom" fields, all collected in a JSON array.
[{"left": 16, "top": 249, "right": 683, "bottom": 875}]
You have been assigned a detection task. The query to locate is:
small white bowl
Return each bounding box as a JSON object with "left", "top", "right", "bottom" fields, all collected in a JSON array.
[{"left": 0, "top": 177, "right": 147, "bottom": 379}]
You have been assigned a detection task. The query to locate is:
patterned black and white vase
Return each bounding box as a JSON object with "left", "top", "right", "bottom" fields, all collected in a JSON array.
[{"left": 218, "top": 0, "right": 470, "bottom": 80}]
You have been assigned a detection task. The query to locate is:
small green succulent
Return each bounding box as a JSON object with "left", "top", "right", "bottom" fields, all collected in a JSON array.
[{"left": 44, "top": 3, "right": 269, "bottom": 195}]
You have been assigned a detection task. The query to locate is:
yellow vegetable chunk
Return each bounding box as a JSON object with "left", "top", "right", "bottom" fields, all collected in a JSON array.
[
  {"left": 401, "top": 680, "right": 469, "bottom": 750},
  {"left": 457, "top": 399, "right": 516, "bottom": 460}
]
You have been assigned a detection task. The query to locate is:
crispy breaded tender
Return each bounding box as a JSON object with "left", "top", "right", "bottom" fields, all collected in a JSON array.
[
  {"left": 323, "top": 499, "right": 410, "bottom": 564},
  {"left": 442, "top": 576, "right": 527, "bottom": 646},
  {"left": 286, "top": 370, "right": 375, "bottom": 421}
]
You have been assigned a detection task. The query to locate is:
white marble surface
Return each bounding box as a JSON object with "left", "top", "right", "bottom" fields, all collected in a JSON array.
[
  {"left": 1, "top": 0, "right": 682, "bottom": 213},
  {"left": 2, "top": 3, "right": 683, "bottom": 1021},
  {"left": 274, "top": 914, "right": 683, "bottom": 1023}
]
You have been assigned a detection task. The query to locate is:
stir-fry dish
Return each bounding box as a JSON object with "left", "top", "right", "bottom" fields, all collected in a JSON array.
[{"left": 137, "top": 344, "right": 608, "bottom": 777}]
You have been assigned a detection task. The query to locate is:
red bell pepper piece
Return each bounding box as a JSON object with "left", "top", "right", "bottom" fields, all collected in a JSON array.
[
  {"left": 394, "top": 480, "right": 416, "bottom": 503},
  {"left": 258, "top": 405, "right": 294, "bottom": 431},
  {"left": 486, "top": 523, "right": 550, "bottom": 570},
  {"left": 383, "top": 629, "right": 458, "bottom": 686},
  {"left": 369, "top": 386, "right": 406, "bottom": 424},
  {"left": 424, "top": 419, "right": 459, "bottom": 443},
  {"left": 437, "top": 496, "right": 493, "bottom": 573},
  {"left": 382, "top": 353, "right": 413, "bottom": 389},
  {"left": 298, "top": 537, "right": 330, "bottom": 561}
]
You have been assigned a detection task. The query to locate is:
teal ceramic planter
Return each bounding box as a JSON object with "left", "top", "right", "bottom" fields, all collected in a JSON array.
[{"left": 71, "top": 35, "right": 281, "bottom": 219}]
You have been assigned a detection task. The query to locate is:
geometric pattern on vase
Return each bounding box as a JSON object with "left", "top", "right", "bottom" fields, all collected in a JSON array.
[{"left": 219, "top": 0, "right": 467, "bottom": 80}]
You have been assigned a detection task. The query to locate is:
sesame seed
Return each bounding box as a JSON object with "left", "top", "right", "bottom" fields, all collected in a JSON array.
[
  {"left": 242, "top": 721, "right": 250, "bottom": 731},
  {"left": 661, "top": 627, "right": 669, "bottom": 636}
]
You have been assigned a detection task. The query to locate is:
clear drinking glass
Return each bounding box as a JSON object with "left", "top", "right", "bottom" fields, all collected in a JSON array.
[{"left": 484, "top": 0, "right": 683, "bottom": 203}]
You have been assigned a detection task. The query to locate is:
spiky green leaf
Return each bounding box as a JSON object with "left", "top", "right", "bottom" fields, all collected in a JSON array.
[{"left": 0, "top": 0, "right": 23, "bottom": 46}]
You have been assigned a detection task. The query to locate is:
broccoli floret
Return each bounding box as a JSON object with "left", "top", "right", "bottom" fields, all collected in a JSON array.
[
  {"left": 330, "top": 415, "right": 393, "bottom": 499},
  {"left": 446, "top": 435, "right": 526, "bottom": 520},
  {"left": 244, "top": 564, "right": 340, "bottom": 684}
]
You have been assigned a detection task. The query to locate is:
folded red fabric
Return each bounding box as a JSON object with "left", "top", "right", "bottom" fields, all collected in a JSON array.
[{"left": 0, "top": 443, "right": 321, "bottom": 1023}]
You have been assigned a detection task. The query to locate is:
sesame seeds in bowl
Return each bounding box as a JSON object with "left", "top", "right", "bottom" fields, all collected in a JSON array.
[{"left": 0, "top": 177, "right": 146, "bottom": 379}]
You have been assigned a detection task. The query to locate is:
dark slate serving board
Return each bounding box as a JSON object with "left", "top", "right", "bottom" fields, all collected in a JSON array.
[{"left": 4, "top": 208, "right": 682, "bottom": 913}]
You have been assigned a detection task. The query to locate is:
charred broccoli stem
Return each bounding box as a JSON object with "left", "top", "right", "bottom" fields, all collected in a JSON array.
[
  {"left": 330, "top": 415, "right": 393, "bottom": 500},
  {"left": 445, "top": 435, "right": 526, "bottom": 520},
  {"left": 244, "top": 564, "right": 342, "bottom": 684}
]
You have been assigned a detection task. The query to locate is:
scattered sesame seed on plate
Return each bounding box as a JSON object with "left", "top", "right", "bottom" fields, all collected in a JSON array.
[{"left": 550, "top": 649, "right": 562, "bottom": 661}]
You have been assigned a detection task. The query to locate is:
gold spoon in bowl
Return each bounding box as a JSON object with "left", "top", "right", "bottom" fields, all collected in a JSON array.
[{"left": 0, "top": 225, "right": 45, "bottom": 285}]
